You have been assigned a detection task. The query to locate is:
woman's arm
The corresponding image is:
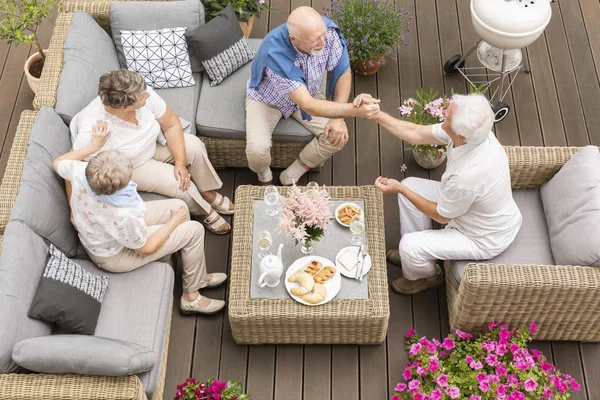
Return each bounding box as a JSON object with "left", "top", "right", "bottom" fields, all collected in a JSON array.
[
  {"left": 157, "top": 107, "right": 190, "bottom": 191},
  {"left": 53, "top": 121, "right": 110, "bottom": 173},
  {"left": 133, "top": 205, "right": 188, "bottom": 256}
]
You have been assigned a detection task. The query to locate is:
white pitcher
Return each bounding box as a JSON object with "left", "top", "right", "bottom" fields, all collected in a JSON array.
[{"left": 258, "top": 243, "right": 284, "bottom": 288}]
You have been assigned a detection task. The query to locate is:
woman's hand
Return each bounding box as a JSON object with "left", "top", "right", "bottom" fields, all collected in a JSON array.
[
  {"left": 91, "top": 120, "right": 111, "bottom": 150},
  {"left": 375, "top": 176, "right": 404, "bottom": 194},
  {"left": 173, "top": 162, "right": 191, "bottom": 191},
  {"left": 169, "top": 205, "right": 189, "bottom": 227}
]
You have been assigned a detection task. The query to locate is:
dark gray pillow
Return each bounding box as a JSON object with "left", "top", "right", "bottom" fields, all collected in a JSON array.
[
  {"left": 110, "top": 0, "right": 205, "bottom": 73},
  {"left": 13, "top": 335, "right": 154, "bottom": 376},
  {"left": 540, "top": 145, "right": 600, "bottom": 266},
  {"left": 185, "top": 5, "right": 255, "bottom": 86},
  {"left": 28, "top": 245, "right": 109, "bottom": 335}
]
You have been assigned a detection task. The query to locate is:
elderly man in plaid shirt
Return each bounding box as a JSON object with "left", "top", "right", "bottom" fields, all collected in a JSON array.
[{"left": 246, "top": 6, "right": 381, "bottom": 185}]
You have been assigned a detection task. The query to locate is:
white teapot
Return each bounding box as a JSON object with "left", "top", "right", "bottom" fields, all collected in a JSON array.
[{"left": 258, "top": 243, "right": 284, "bottom": 288}]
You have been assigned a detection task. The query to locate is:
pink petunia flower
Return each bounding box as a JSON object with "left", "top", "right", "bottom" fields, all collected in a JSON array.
[
  {"left": 497, "top": 384, "right": 508, "bottom": 396},
  {"left": 406, "top": 328, "right": 416, "bottom": 337},
  {"left": 470, "top": 360, "right": 483, "bottom": 370},
  {"left": 409, "top": 342, "right": 423, "bottom": 356},
  {"left": 495, "top": 366, "right": 507, "bottom": 376},
  {"left": 426, "top": 343, "right": 437, "bottom": 354},
  {"left": 485, "top": 354, "right": 499, "bottom": 367},
  {"left": 529, "top": 321, "right": 537, "bottom": 333},
  {"left": 416, "top": 366, "right": 427, "bottom": 376},
  {"left": 540, "top": 361, "right": 556, "bottom": 374},
  {"left": 175, "top": 390, "right": 184, "bottom": 399},
  {"left": 495, "top": 344, "right": 508, "bottom": 357},
  {"left": 569, "top": 379, "right": 581, "bottom": 391},
  {"left": 476, "top": 373, "right": 487, "bottom": 383},
  {"left": 408, "top": 380, "right": 420, "bottom": 391},
  {"left": 524, "top": 378, "right": 538, "bottom": 392},
  {"left": 402, "top": 367, "right": 412, "bottom": 380},
  {"left": 508, "top": 343, "right": 520, "bottom": 354},
  {"left": 470, "top": 396, "right": 482, "bottom": 400},
  {"left": 507, "top": 390, "right": 526, "bottom": 400},
  {"left": 435, "top": 374, "right": 449, "bottom": 387},
  {"left": 479, "top": 380, "right": 491, "bottom": 393},
  {"left": 429, "top": 357, "right": 440, "bottom": 372},
  {"left": 455, "top": 329, "right": 473, "bottom": 340},
  {"left": 481, "top": 340, "right": 496, "bottom": 353},
  {"left": 430, "top": 388, "right": 443, "bottom": 400},
  {"left": 506, "top": 374, "right": 519, "bottom": 386},
  {"left": 445, "top": 386, "right": 460, "bottom": 399},
  {"left": 543, "top": 386, "right": 553, "bottom": 398},
  {"left": 442, "top": 338, "right": 455, "bottom": 351},
  {"left": 391, "top": 396, "right": 401, "bottom": 400},
  {"left": 498, "top": 328, "right": 511, "bottom": 344},
  {"left": 465, "top": 356, "right": 474, "bottom": 364},
  {"left": 488, "top": 321, "right": 498, "bottom": 330},
  {"left": 394, "top": 383, "right": 407, "bottom": 392}
]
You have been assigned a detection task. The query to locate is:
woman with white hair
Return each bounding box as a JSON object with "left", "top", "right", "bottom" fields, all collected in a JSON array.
[
  {"left": 53, "top": 123, "right": 226, "bottom": 314},
  {"left": 69, "top": 69, "right": 233, "bottom": 235},
  {"left": 354, "top": 93, "right": 522, "bottom": 295}
]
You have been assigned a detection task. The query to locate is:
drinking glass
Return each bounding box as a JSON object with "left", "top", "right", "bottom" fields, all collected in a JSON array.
[
  {"left": 264, "top": 185, "right": 280, "bottom": 216},
  {"left": 349, "top": 215, "right": 365, "bottom": 246},
  {"left": 257, "top": 230, "right": 273, "bottom": 259},
  {"left": 303, "top": 181, "right": 319, "bottom": 193}
]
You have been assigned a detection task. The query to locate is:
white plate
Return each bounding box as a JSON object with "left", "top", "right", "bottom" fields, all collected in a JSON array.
[
  {"left": 284, "top": 256, "right": 341, "bottom": 306},
  {"left": 335, "top": 246, "right": 372, "bottom": 278},
  {"left": 335, "top": 202, "right": 364, "bottom": 227}
]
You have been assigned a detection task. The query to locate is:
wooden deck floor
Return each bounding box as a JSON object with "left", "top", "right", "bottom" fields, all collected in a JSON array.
[{"left": 2, "top": 0, "right": 599, "bottom": 399}]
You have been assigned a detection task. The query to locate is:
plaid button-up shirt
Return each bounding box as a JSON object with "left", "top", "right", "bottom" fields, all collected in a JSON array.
[{"left": 247, "top": 28, "right": 344, "bottom": 118}]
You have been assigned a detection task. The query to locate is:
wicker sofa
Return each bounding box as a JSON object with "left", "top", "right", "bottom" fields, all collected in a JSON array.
[
  {"left": 445, "top": 146, "right": 600, "bottom": 342},
  {"left": 0, "top": 109, "right": 173, "bottom": 400},
  {"left": 33, "top": 0, "right": 319, "bottom": 169}
]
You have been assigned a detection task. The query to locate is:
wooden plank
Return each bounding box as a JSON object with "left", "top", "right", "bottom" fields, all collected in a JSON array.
[
  {"left": 552, "top": 342, "right": 587, "bottom": 400},
  {"left": 578, "top": 0, "right": 600, "bottom": 85},
  {"left": 303, "top": 346, "right": 331, "bottom": 400},
  {"left": 558, "top": 0, "right": 600, "bottom": 145},
  {"left": 543, "top": 4, "right": 588, "bottom": 146},
  {"left": 247, "top": 345, "right": 276, "bottom": 399},
  {"left": 580, "top": 343, "right": 600, "bottom": 398},
  {"left": 510, "top": 55, "right": 543, "bottom": 146},
  {"left": 268, "top": 0, "right": 290, "bottom": 34},
  {"left": 274, "top": 345, "right": 304, "bottom": 400},
  {"left": 251, "top": 0, "right": 271, "bottom": 39},
  {"left": 218, "top": 311, "right": 249, "bottom": 384},
  {"left": 331, "top": 346, "right": 359, "bottom": 400},
  {"left": 354, "top": 75, "right": 380, "bottom": 185},
  {"left": 387, "top": 265, "right": 412, "bottom": 397},
  {"left": 360, "top": 344, "right": 388, "bottom": 400},
  {"left": 436, "top": 0, "right": 464, "bottom": 96}
]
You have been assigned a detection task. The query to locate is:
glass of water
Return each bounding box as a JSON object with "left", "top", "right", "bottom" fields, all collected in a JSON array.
[
  {"left": 264, "top": 185, "right": 280, "bottom": 216},
  {"left": 257, "top": 230, "right": 272, "bottom": 259},
  {"left": 303, "top": 181, "right": 319, "bottom": 193},
  {"left": 349, "top": 215, "right": 365, "bottom": 246}
]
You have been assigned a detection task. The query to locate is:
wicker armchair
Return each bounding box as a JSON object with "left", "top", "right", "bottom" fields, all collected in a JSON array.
[{"left": 445, "top": 146, "right": 600, "bottom": 341}]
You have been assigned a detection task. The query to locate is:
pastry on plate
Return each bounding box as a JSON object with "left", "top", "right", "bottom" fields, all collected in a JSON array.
[
  {"left": 303, "top": 260, "right": 322, "bottom": 276},
  {"left": 288, "top": 271, "right": 315, "bottom": 296},
  {"left": 314, "top": 266, "right": 337, "bottom": 284},
  {"left": 337, "top": 204, "right": 362, "bottom": 225},
  {"left": 337, "top": 248, "right": 359, "bottom": 271},
  {"left": 301, "top": 284, "right": 327, "bottom": 304}
]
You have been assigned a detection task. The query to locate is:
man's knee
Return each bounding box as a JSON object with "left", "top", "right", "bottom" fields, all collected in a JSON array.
[
  {"left": 245, "top": 140, "right": 271, "bottom": 169},
  {"left": 399, "top": 233, "right": 424, "bottom": 262},
  {"left": 401, "top": 176, "right": 422, "bottom": 191}
]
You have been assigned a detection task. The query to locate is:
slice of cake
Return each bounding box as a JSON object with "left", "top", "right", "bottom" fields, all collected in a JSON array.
[{"left": 337, "top": 248, "right": 359, "bottom": 271}]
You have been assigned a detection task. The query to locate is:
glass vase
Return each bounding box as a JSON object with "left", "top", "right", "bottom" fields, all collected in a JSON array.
[{"left": 300, "top": 239, "right": 313, "bottom": 255}]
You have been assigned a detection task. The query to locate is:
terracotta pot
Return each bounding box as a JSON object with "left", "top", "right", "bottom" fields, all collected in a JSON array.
[
  {"left": 352, "top": 55, "right": 384, "bottom": 76},
  {"left": 412, "top": 147, "right": 447, "bottom": 169},
  {"left": 239, "top": 16, "right": 255, "bottom": 38},
  {"left": 24, "top": 50, "right": 47, "bottom": 94}
]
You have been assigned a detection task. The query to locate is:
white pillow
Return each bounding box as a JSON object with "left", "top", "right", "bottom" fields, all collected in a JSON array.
[{"left": 121, "top": 27, "right": 195, "bottom": 89}]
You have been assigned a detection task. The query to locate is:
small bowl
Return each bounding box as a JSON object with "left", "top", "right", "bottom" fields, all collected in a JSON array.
[{"left": 335, "top": 202, "right": 363, "bottom": 227}]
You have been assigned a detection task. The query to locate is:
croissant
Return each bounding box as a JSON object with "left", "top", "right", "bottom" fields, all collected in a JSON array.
[
  {"left": 314, "top": 266, "right": 337, "bottom": 284},
  {"left": 303, "top": 260, "right": 322, "bottom": 276},
  {"left": 288, "top": 271, "right": 315, "bottom": 296},
  {"left": 301, "top": 284, "right": 327, "bottom": 304}
]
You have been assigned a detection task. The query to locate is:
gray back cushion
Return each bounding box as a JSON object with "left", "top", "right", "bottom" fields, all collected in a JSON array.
[
  {"left": 540, "top": 145, "right": 600, "bottom": 266},
  {"left": 110, "top": 0, "right": 205, "bottom": 73},
  {"left": 13, "top": 335, "right": 154, "bottom": 376},
  {"left": 55, "top": 12, "right": 121, "bottom": 125},
  {"left": 9, "top": 107, "right": 83, "bottom": 258},
  {"left": 0, "top": 221, "right": 53, "bottom": 373}
]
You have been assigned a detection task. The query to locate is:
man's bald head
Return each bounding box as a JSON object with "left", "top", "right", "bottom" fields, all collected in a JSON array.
[{"left": 287, "top": 6, "right": 327, "bottom": 55}]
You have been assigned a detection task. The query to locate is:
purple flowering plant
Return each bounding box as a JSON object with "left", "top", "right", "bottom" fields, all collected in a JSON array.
[
  {"left": 392, "top": 322, "right": 581, "bottom": 400},
  {"left": 324, "top": 0, "right": 411, "bottom": 67},
  {"left": 174, "top": 378, "right": 252, "bottom": 400}
]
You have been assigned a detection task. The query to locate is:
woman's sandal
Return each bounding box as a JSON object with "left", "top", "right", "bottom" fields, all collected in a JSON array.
[
  {"left": 201, "top": 212, "right": 231, "bottom": 235},
  {"left": 210, "top": 193, "right": 235, "bottom": 215}
]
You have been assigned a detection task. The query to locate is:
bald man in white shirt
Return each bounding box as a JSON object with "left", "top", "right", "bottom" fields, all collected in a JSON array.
[{"left": 354, "top": 93, "right": 522, "bottom": 295}]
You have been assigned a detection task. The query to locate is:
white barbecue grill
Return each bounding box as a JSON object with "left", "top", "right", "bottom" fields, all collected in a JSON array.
[{"left": 444, "top": 0, "right": 553, "bottom": 122}]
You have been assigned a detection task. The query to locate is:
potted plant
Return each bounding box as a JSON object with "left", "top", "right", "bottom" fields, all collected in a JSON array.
[
  {"left": 277, "top": 183, "right": 332, "bottom": 255},
  {"left": 0, "top": 0, "right": 59, "bottom": 93},
  {"left": 201, "top": 0, "right": 272, "bottom": 38},
  {"left": 392, "top": 322, "right": 581, "bottom": 400},
  {"left": 325, "top": 0, "right": 411, "bottom": 75},
  {"left": 174, "top": 377, "right": 253, "bottom": 400}
]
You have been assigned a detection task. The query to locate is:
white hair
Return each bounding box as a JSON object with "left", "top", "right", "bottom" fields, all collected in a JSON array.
[{"left": 449, "top": 94, "right": 494, "bottom": 145}]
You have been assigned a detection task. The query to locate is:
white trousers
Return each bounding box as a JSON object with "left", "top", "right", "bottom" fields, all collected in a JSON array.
[{"left": 398, "top": 177, "right": 488, "bottom": 280}]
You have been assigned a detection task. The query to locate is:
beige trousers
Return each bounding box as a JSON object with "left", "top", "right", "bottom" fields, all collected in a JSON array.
[
  {"left": 245, "top": 94, "right": 342, "bottom": 173},
  {"left": 132, "top": 134, "right": 222, "bottom": 216},
  {"left": 90, "top": 199, "right": 209, "bottom": 293}
]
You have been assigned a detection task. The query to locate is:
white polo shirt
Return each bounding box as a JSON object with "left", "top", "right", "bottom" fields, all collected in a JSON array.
[{"left": 432, "top": 124, "right": 522, "bottom": 254}]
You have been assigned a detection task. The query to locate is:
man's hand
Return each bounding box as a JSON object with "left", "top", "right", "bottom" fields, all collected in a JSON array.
[
  {"left": 353, "top": 93, "right": 380, "bottom": 107},
  {"left": 374, "top": 176, "right": 404, "bottom": 194},
  {"left": 351, "top": 94, "right": 381, "bottom": 119},
  {"left": 173, "top": 162, "right": 191, "bottom": 191},
  {"left": 324, "top": 118, "right": 348, "bottom": 148},
  {"left": 90, "top": 120, "right": 111, "bottom": 150}
]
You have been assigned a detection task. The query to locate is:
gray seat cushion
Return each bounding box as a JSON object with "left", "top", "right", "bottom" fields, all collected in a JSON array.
[
  {"left": 195, "top": 38, "right": 319, "bottom": 142},
  {"left": 55, "top": 12, "right": 121, "bottom": 125},
  {"left": 540, "top": 146, "right": 600, "bottom": 266},
  {"left": 110, "top": 0, "right": 205, "bottom": 73},
  {"left": 139, "top": 192, "right": 171, "bottom": 202},
  {"left": 13, "top": 335, "right": 154, "bottom": 376},
  {"left": 448, "top": 189, "right": 555, "bottom": 289},
  {"left": 155, "top": 73, "right": 202, "bottom": 136},
  {"left": 75, "top": 259, "right": 174, "bottom": 397},
  {"left": 0, "top": 221, "right": 53, "bottom": 373},
  {"left": 9, "top": 108, "right": 84, "bottom": 258}
]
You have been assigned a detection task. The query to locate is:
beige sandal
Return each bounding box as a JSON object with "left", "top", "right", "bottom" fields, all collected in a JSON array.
[
  {"left": 201, "top": 212, "right": 231, "bottom": 235},
  {"left": 210, "top": 193, "right": 235, "bottom": 215}
]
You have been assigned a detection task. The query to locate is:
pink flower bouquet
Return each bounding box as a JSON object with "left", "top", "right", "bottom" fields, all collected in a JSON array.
[
  {"left": 392, "top": 322, "right": 581, "bottom": 400},
  {"left": 277, "top": 184, "right": 332, "bottom": 252},
  {"left": 174, "top": 378, "right": 252, "bottom": 400}
]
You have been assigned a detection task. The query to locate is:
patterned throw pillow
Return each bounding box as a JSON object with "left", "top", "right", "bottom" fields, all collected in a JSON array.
[
  {"left": 121, "top": 27, "right": 196, "bottom": 89},
  {"left": 185, "top": 5, "right": 255, "bottom": 86},
  {"left": 28, "top": 245, "right": 109, "bottom": 335}
]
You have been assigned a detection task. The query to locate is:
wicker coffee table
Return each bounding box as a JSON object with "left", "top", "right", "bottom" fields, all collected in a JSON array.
[{"left": 228, "top": 185, "right": 389, "bottom": 344}]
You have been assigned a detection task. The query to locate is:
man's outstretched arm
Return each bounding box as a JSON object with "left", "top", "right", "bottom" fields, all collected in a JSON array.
[{"left": 288, "top": 85, "right": 380, "bottom": 120}]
